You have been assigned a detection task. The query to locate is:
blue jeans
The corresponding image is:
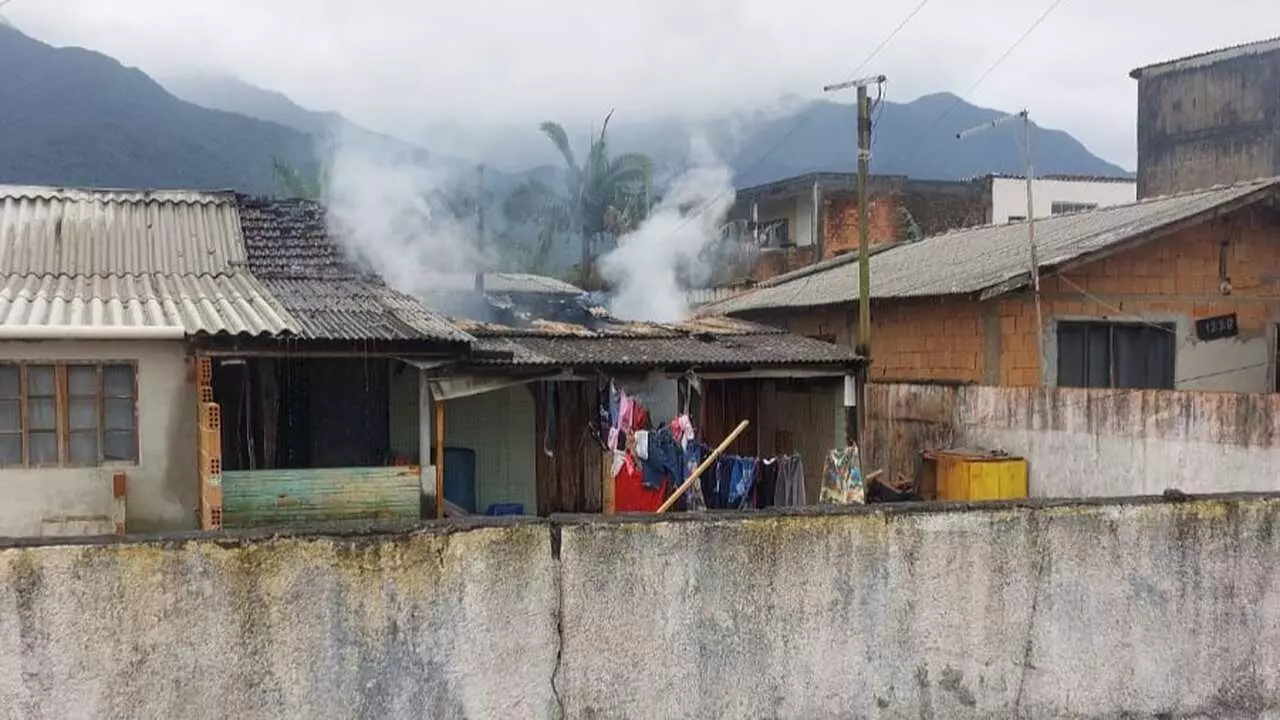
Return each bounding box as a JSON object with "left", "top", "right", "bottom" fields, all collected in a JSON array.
[{"left": 727, "top": 457, "right": 758, "bottom": 509}]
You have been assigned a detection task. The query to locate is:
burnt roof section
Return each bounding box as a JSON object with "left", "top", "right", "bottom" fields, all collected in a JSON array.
[
  {"left": 236, "top": 196, "right": 472, "bottom": 343},
  {"left": 462, "top": 314, "right": 863, "bottom": 371},
  {"left": 1130, "top": 36, "right": 1280, "bottom": 79}
]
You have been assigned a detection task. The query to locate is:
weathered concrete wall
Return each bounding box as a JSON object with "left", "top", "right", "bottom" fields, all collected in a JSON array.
[
  {"left": 868, "top": 383, "right": 1280, "bottom": 497},
  {"left": 7, "top": 499, "right": 1280, "bottom": 718},
  {"left": 1136, "top": 47, "right": 1280, "bottom": 198},
  {"left": 558, "top": 499, "right": 1280, "bottom": 718},
  {"left": 0, "top": 523, "right": 558, "bottom": 720}
]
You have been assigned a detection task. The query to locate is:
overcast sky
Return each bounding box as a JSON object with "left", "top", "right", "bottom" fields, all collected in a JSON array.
[{"left": 8, "top": 0, "right": 1279, "bottom": 170}]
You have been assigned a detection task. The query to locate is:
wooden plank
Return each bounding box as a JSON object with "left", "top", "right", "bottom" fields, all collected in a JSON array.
[
  {"left": 435, "top": 401, "right": 445, "bottom": 520},
  {"left": 221, "top": 466, "right": 421, "bottom": 529}
]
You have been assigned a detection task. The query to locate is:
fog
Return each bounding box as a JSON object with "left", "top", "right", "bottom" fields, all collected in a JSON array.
[{"left": 8, "top": 0, "right": 1280, "bottom": 169}]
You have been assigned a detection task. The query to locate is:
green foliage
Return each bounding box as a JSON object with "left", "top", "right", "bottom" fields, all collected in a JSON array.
[
  {"left": 505, "top": 112, "right": 653, "bottom": 288},
  {"left": 271, "top": 156, "right": 323, "bottom": 200}
]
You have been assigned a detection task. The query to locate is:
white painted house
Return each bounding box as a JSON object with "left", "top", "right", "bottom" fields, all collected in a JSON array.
[
  {"left": 988, "top": 174, "right": 1137, "bottom": 224},
  {"left": 0, "top": 187, "right": 291, "bottom": 537}
]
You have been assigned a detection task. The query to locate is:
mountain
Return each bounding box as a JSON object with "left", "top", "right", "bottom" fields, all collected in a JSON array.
[
  {"left": 159, "top": 74, "right": 552, "bottom": 198},
  {"left": 0, "top": 25, "right": 317, "bottom": 193},
  {"left": 728, "top": 93, "right": 1131, "bottom": 187},
  {"left": 409, "top": 95, "right": 1130, "bottom": 187}
]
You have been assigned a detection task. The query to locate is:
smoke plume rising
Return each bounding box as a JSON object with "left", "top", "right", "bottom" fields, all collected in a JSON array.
[
  {"left": 598, "top": 140, "right": 735, "bottom": 323},
  {"left": 321, "top": 126, "right": 483, "bottom": 296}
]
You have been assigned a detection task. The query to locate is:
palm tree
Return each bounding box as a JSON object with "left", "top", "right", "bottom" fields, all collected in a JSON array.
[
  {"left": 271, "top": 156, "right": 323, "bottom": 200},
  {"left": 505, "top": 111, "right": 652, "bottom": 288}
]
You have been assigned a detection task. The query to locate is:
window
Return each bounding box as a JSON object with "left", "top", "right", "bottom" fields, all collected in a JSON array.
[
  {"left": 757, "top": 219, "right": 790, "bottom": 248},
  {"left": 1051, "top": 201, "right": 1098, "bottom": 215},
  {"left": 1057, "top": 322, "right": 1175, "bottom": 389},
  {"left": 1007, "top": 215, "right": 1026, "bottom": 223},
  {"left": 0, "top": 363, "right": 138, "bottom": 468}
]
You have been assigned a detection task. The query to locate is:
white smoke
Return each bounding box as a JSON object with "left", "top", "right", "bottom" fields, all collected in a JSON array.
[
  {"left": 321, "top": 126, "right": 483, "bottom": 296},
  {"left": 598, "top": 141, "right": 735, "bottom": 323}
]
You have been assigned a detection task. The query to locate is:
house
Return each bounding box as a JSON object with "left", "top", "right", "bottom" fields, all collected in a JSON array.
[
  {"left": 1132, "top": 37, "right": 1280, "bottom": 198},
  {"left": 208, "top": 197, "right": 868, "bottom": 522},
  {"left": 703, "top": 176, "right": 1280, "bottom": 393},
  {"left": 432, "top": 308, "right": 862, "bottom": 514},
  {"left": 0, "top": 187, "right": 291, "bottom": 536},
  {"left": 209, "top": 197, "right": 473, "bottom": 531},
  {"left": 988, "top": 174, "right": 1136, "bottom": 223},
  {"left": 717, "top": 173, "right": 990, "bottom": 284}
]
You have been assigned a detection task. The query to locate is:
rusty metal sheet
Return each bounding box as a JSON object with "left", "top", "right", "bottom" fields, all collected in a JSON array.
[{"left": 221, "top": 466, "right": 421, "bottom": 528}]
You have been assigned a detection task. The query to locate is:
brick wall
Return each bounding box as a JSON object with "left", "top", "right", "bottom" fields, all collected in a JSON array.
[
  {"left": 822, "top": 195, "right": 899, "bottom": 258},
  {"left": 743, "top": 298, "right": 986, "bottom": 383},
  {"left": 754, "top": 246, "right": 817, "bottom": 282},
  {"left": 871, "top": 300, "right": 985, "bottom": 382},
  {"left": 821, "top": 185, "right": 989, "bottom": 260}
]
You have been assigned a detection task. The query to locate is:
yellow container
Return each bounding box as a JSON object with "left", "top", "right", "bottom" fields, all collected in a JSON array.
[{"left": 934, "top": 449, "right": 1028, "bottom": 501}]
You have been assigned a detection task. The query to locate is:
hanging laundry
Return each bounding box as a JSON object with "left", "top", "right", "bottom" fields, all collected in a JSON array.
[
  {"left": 681, "top": 442, "right": 707, "bottom": 512},
  {"left": 774, "top": 454, "right": 807, "bottom": 507},
  {"left": 634, "top": 430, "right": 650, "bottom": 461},
  {"left": 819, "top": 446, "right": 865, "bottom": 506},
  {"left": 610, "top": 450, "right": 625, "bottom": 480},
  {"left": 640, "top": 426, "right": 682, "bottom": 491},
  {"left": 618, "top": 394, "right": 634, "bottom": 432},
  {"left": 727, "top": 456, "right": 759, "bottom": 509},
  {"left": 703, "top": 451, "right": 729, "bottom": 509},
  {"left": 756, "top": 458, "right": 779, "bottom": 509},
  {"left": 616, "top": 452, "right": 664, "bottom": 512}
]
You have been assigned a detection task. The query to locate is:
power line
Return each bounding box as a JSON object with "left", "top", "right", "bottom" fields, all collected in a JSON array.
[
  {"left": 656, "top": 0, "right": 932, "bottom": 248},
  {"left": 757, "top": 0, "right": 1070, "bottom": 308},
  {"left": 884, "top": 0, "right": 1069, "bottom": 168}
]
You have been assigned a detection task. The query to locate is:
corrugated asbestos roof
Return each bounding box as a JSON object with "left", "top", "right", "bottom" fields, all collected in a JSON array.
[
  {"left": 0, "top": 274, "right": 291, "bottom": 335},
  {"left": 238, "top": 197, "right": 471, "bottom": 343},
  {"left": 0, "top": 185, "right": 295, "bottom": 336},
  {"left": 465, "top": 314, "right": 861, "bottom": 369},
  {"left": 704, "top": 178, "right": 1280, "bottom": 315},
  {"left": 0, "top": 186, "right": 246, "bottom": 275},
  {"left": 471, "top": 332, "right": 860, "bottom": 369}
]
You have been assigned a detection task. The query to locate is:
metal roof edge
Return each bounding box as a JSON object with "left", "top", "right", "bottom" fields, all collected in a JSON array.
[
  {"left": 1130, "top": 36, "right": 1280, "bottom": 79},
  {"left": 975, "top": 179, "right": 1280, "bottom": 300}
]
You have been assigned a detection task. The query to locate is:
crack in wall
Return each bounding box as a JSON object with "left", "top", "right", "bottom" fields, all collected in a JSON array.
[{"left": 549, "top": 523, "right": 566, "bottom": 720}]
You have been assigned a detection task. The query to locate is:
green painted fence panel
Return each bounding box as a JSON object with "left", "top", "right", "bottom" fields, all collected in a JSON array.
[{"left": 221, "top": 466, "right": 421, "bottom": 529}]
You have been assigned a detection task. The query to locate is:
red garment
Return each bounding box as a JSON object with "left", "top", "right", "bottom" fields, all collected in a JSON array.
[
  {"left": 614, "top": 452, "right": 665, "bottom": 513},
  {"left": 631, "top": 406, "right": 650, "bottom": 432}
]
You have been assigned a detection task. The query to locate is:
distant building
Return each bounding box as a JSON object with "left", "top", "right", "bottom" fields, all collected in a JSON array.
[
  {"left": 1131, "top": 37, "right": 1280, "bottom": 198},
  {"left": 709, "top": 172, "right": 1134, "bottom": 289},
  {"left": 988, "top": 174, "right": 1136, "bottom": 224},
  {"left": 718, "top": 173, "right": 989, "bottom": 284}
]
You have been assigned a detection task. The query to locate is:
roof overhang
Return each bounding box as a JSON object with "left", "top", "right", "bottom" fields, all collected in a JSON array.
[{"left": 978, "top": 181, "right": 1280, "bottom": 301}]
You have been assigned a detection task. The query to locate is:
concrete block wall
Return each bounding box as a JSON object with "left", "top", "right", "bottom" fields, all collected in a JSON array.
[{"left": 4, "top": 498, "right": 1280, "bottom": 718}]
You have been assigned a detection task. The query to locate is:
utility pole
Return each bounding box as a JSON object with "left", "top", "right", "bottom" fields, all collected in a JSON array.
[
  {"left": 824, "top": 73, "right": 885, "bottom": 449},
  {"left": 474, "top": 163, "right": 486, "bottom": 293},
  {"left": 957, "top": 110, "right": 1044, "bottom": 384}
]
